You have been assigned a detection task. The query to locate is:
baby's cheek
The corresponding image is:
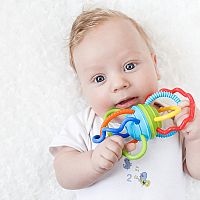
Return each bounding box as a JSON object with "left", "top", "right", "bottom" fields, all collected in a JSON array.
[
  {"left": 84, "top": 88, "right": 113, "bottom": 115},
  {"left": 94, "top": 102, "right": 112, "bottom": 117},
  {"left": 93, "top": 105, "right": 109, "bottom": 117}
]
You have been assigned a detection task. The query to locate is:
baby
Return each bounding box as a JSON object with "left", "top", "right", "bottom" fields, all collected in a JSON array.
[{"left": 50, "top": 8, "right": 200, "bottom": 200}]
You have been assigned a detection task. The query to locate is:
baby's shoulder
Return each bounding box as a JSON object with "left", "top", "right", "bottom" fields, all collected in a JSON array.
[{"left": 66, "top": 106, "right": 98, "bottom": 131}]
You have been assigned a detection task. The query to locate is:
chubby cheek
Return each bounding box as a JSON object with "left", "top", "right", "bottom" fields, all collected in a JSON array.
[
  {"left": 143, "top": 79, "right": 158, "bottom": 91},
  {"left": 142, "top": 84, "right": 158, "bottom": 99},
  {"left": 90, "top": 98, "right": 110, "bottom": 117},
  {"left": 92, "top": 104, "right": 108, "bottom": 117},
  {"left": 134, "top": 82, "right": 158, "bottom": 105},
  {"left": 82, "top": 88, "right": 112, "bottom": 117}
]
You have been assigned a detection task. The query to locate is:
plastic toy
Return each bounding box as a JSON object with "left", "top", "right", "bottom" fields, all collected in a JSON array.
[{"left": 92, "top": 88, "right": 195, "bottom": 160}]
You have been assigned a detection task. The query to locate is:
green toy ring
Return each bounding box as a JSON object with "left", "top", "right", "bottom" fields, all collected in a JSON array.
[{"left": 122, "top": 134, "right": 147, "bottom": 160}]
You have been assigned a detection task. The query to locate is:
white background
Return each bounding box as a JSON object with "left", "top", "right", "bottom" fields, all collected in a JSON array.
[{"left": 0, "top": 0, "right": 200, "bottom": 199}]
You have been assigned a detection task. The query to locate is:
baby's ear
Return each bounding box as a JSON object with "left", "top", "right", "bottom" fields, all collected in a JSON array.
[{"left": 151, "top": 53, "right": 160, "bottom": 80}]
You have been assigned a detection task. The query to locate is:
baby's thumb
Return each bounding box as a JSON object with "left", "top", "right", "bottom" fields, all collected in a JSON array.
[{"left": 124, "top": 142, "right": 136, "bottom": 152}]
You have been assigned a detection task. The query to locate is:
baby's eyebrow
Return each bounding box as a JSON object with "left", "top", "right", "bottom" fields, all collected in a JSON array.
[
  {"left": 81, "top": 67, "right": 103, "bottom": 78},
  {"left": 83, "top": 65, "right": 104, "bottom": 74},
  {"left": 119, "top": 49, "right": 143, "bottom": 57}
]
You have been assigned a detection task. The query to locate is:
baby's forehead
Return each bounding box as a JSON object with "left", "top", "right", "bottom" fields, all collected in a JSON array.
[
  {"left": 69, "top": 10, "right": 153, "bottom": 70},
  {"left": 74, "top": 18, "right": 149, "bottom": 61},
  {"left": 83, "top": 17, "right": 138, "bottom": 40},
  {"left": 79, "top": 21, "right": 140, "bottom": 50},
  {"left": 74, "top": 19, "right": 148, "bottom": 54},
  {"left": 73, "top": 29, "right": 148, "bottom": 75}
]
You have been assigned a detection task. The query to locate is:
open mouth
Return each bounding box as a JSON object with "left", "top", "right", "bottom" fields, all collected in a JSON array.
[{"left": 115, "top": 97, "right": 139, "bottom": 109}]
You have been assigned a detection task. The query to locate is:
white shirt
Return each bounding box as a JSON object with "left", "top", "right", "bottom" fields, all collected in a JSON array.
[{"left": 49, "top": 106, "right": 186, "bottom": 200}]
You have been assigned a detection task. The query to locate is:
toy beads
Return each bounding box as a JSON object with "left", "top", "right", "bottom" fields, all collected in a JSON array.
[{"left": 92, "top": 88, "right": 195, "bottom": 160}]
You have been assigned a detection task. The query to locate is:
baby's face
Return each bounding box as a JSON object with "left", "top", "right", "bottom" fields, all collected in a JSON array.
[{"left": 73, "top": 18, "right": 160, "bottom": 117}]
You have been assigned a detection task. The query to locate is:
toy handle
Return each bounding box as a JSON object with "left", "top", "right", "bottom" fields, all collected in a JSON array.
[
  {"left": 122, "top": 134, "right": 147, "bottom": 160},
  {"left": 157, "top": 88, "right": 195, "bottom": 135}
]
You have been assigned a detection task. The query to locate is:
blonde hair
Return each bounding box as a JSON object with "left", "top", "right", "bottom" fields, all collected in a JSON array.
[{"left": 69, "top": 8, "right": 154, "bottom": 69}]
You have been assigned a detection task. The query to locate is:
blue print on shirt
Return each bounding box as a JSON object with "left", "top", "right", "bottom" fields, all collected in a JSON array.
[
  {"left": 135, "top": 172, "right": 151, "bottom": 187},
  {"left": 123, "top": 158, "right": 132, "bottom": 170},
  {"left": 123, "top": 158, "right": 151, "bottom": 187}
]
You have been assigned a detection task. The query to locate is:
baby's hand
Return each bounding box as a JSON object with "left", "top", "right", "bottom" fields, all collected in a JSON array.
[
  {"left": 91, "top": 135, "right": 136, "bottom": 174},
  {"left": 174, "top": 100, "right": 200, "bottom": 141}
]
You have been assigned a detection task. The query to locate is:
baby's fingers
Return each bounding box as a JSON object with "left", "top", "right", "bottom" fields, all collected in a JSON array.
[
  {"left": 105, "top": 136, "right": 124, "bottom": 160},
  {"left": 174, "top": 106, "right": 189, "bottom": 126},
  {"left": 177, "top": 100, "right": 190, "bottom": 108},
  {"left": 101, "top": 146, "right": 118, "bottom": 163},
  {"left": 124, "top": 143, "right": 136, "bottom": 152},
  {"left": 109, "top": 135, "right": 124, "bottom": 149}
]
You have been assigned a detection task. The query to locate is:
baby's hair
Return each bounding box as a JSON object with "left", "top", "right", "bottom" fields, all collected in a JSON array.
[{"left": 69, "top": 8, "right": 154, "bottom": 70}]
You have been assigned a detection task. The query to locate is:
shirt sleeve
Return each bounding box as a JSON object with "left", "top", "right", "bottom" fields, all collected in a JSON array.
[{"left": 49, "top": 107, "right": 94, "bottom": 156}]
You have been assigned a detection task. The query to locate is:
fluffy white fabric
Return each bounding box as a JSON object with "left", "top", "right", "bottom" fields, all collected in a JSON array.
[{"left": 0, "top": 0, "right": 200, "bottom": 199}]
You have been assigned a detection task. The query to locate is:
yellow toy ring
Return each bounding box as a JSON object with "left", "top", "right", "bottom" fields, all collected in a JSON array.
[{"left": 154, "top": 106, "right": 181, "bottom": 122}]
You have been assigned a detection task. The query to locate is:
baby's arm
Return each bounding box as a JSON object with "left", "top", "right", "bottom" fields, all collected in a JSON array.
[
  {"left": 174, "top": 101, "right": 200, "bottom": 180},
  {"left": 53, "top": 135, "right": 135, "bottom": 189}
]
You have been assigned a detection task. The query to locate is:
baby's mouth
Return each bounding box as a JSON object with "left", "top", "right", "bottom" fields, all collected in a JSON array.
[{"left": 115, "top": 97, "right": 139, "bottom": 109}]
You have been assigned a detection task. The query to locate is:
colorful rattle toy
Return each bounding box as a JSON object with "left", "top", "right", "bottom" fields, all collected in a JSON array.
[{"left": 92, "top": 88, "right": 195, "bottom": 160}]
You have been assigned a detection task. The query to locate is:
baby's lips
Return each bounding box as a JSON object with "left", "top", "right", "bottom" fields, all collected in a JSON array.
[{"left": 115, "top": 97, "right": 138, "bottom": 109}]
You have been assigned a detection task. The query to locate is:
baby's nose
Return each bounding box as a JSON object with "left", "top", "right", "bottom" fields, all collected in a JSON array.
[{"left": 111, "top": 76, "right": 130, "bottom": 93}]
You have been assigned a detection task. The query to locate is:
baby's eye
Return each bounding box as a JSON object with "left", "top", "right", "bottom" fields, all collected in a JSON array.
[
  {"left": 94, "top": 75, "right": 106, "bottom": 83},
  {"left": 124, "top": 63, "right": 137, "bottom": 72}
]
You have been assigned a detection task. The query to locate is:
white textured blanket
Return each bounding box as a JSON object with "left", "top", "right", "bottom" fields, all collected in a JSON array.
[{"left": 0, "top": 0, "right": 200, "bottom": 199}]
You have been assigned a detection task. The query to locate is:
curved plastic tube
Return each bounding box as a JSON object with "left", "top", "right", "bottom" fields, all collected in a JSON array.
[
  {"left": 122, "top": 134, "right": 147, "bottom": 160},
  {"left": 154, "top": 106, "right": 181, "bottom": 122}
]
